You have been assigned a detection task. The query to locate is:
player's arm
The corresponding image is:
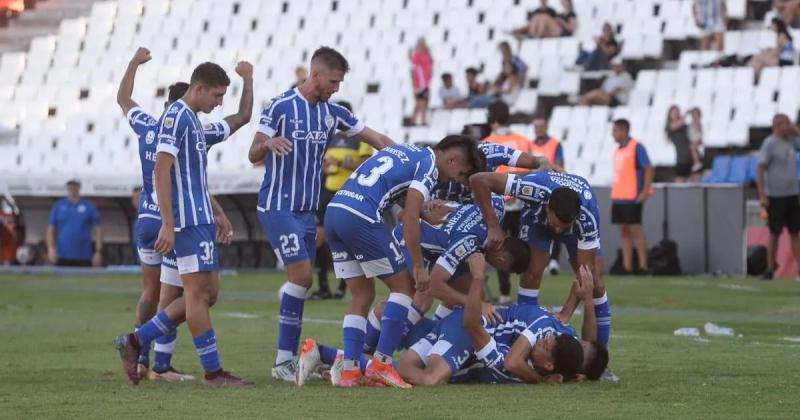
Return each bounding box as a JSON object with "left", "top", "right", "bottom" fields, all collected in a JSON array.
[
  {"left": 153, "top": 153, "right": 176, "bottom": 254},
  {"left": 403, "top": 189, "right": 429, "bottom": 292},
  {"left": 222, "top": 61, "right": 254, "bottom": 135},
  {"left": 576, "top": 265, "right": 597, "bottom": 342},
  {"left": 504, "top": 331, "right": 546, "bottom": 384},
  {"left": 116, "top": 47, "right": 151, "bottom": 115},
  {"left": 462, "top": 252, "right": 491, "bottom": 350},
  {"left": 469, "top": 172, "right": 509, "bottom": 251},
  {"left": 354, "top": 127, "right": 394, "bottom": 150},
  {"left": 635, "top": 145, "right": 654, "bottom": 204},
  {"left": 756, "top": 161, "right": 768, "bottom": 209},
  {"left": 426, "top": 264, "right": 468, "bottom": 307},
  {"left": 209, "top": 196, "right": 233, "bottom": 245},
  {"left": 554, "top": 281, "right": 579, "bottom": 325},
  {"left": 249, "top": 100, "right": 291, "bottom": 162}
]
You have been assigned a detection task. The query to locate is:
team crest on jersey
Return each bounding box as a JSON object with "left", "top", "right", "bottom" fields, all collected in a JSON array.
[
  {"left": 454, "top": 244, "right": 467, "bottom": 257},
  {"left": 521, "top": 186, "right": 534, "bottom": 196},
  {"left": 324, "top": 114, "right": 335, "bottom": 130},
  {"left": 583, "top": 190, "right": 592, "bottom": 200},
  {"left": 145, "top": 130, "right": 155, "bottom": 144},
  {"left": 164, "top": 118, "right": 174, "bottom": 129}
]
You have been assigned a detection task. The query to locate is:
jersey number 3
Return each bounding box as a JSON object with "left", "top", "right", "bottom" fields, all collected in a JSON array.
[{"left": 353, "top": 156, "right": 393, "bottom": 187}]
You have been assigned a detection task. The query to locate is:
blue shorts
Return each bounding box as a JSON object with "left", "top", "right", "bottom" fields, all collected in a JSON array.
[
  {"left": 135, "top": 215, "right": 162, "bottom": 267},
  {"left": 428, "top": 309, "right": 475, "bottom": 373},
  {"left": 519, "top": 210, "right": 603, "bottom": 260},
  {"left": 402, "top": 317, "right": 437, "bottom": 350},
  {"left": 324, "top": 206, "right": 406, "bottom": 280},
  {"left": 257, "top": 210, "right": 317, "bottom": 266},
  {"left": 391, "top": 223, "right": 468, "bottom": 280},
  {"left": 174, "top": 224, "right": 219, "bottom": 274}
]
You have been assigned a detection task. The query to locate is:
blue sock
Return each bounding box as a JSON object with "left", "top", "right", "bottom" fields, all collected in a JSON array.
[
  {"left": 192, "top": 328, "right": 221, "bottom": 373},
  {"left": 374, "top": 293, "right": 412, "bottom": 362},
  {"left": 517, "top": 287, "right": 539, "bottom": 306},
  {"left": 402, "top": 304, "right": 424, "bottom": 336},
  {"left": 363, "top": 309, "right": 381, "bottom": 354},
  {"left": 434, "top": 304, "right": 452, "bottom": 321},
  {"left": 342, "top": 314, "right": 366, "bottom": 367},
  {"left": 594, "top": 293, "right": 611, "bottom": 346},
  {"left": 318, "top": 344, "right": 340, "bottom": 365},
  {"left": 134, "top": 324, "right": 149, "bottom": 367},
  {"left": 136, "top": 312, "right": 176, "bottom": 349},
  {"left": 276, "top": 282, "right": 307, "bottom": 364},
  {"left": 153, "top": 330, "right": 177, "bottom": 373}
]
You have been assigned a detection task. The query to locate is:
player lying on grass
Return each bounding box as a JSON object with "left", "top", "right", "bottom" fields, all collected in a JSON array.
[
  {"left": 115, "top": 61, "right": 254, "bottom": 387},
  {"left": 470, "top": 170, "right": 615, "bottom": 382},
  {"left": 396, "top": 264, "right": 608, "bottom": 385},
  {"left": 115, "top": 47, "right": 254, "bottom": 382},
  {"left": 324, "top": 135, "right": 484, "bottom": 388}
]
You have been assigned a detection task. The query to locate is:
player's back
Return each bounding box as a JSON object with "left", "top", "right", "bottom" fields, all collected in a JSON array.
[
  {"left": 155, "top": 99, "right": 214, "bottom": 228},
  {"left": 431, "top": 142, "right": 520, "bottom": 203},
  {"left": 489, "top": 304, "right": 577, "bottom": 346},
  {"left": 331, "top": 144, "right": 437, "bottom": 223},
  {"left": 126, "top": 108, "right": 161, "bottom": 216}
]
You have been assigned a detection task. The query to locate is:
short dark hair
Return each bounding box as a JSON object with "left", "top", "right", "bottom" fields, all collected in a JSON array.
[
  {"left": 498, "top": 41, "right": 511, "bottom": 51},
  {"left": 503, "top": 237, "right": 530, "bottom": 274},
  {"left": 584, "top": 341, "right": 609, "bottom": 381},
  {"left": 433, "top": 135, "right": 486, "bottom": 177},
  {"left": 465, "top": 67, "right": 479, "bottom": 75},
  {"left": 167, "top": 82, "right": 189, "bottom": 102},
  {"left": 190, "top": 62, "right": 230, "bottom": 87},
  {"left": 441, "top": 72, "right": 453, "bottom": 81},
  {"left": 553, "top": 334, "right": 583, "bottom": 379},
  {"left": 312, "top": 46, "right": 350, "bottom": 72},
  {"left": 613, "top": 118, "right": 630, "bottom": 132},
  {"left": 336, "top": 100, "right": 353, "bottom": 112},
  {"left": 549, "top": 187, "right": 581, "bottom": 224},
  {"left": 487, "top": 100, "right": 510, "bottom": 126}
]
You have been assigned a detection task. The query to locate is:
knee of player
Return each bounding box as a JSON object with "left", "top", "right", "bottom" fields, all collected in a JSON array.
[
  {"left": 424, "top": 369, "right": 451, "bottom": 386},
  {"left": 206, "top": 289, "right": 219, "bottom": 307}
]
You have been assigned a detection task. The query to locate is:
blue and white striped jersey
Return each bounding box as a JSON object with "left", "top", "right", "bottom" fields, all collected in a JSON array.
[
  {"left": 421, "top": 195, "right": 506, "bottom": 274},
  {"left": 155, "top": 100, "right": 229, "bottom": 230},
  {"left": 256, "top": 88, "right": 364, "bottom": 212},
  {"left": 431, "top": 142, "right": 522, "bottom": 202},
  {"left": 506, "top": 172, "right": 601, "bottom": 249},
  {"left": 128, "top": 106, "right": 228, "bottom": 222},
  {"left": 329, "top": 144, "right": 438, "bottom": 223}
]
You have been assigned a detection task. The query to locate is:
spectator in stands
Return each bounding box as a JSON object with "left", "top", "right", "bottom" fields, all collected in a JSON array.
[
  {"left": 693, "top": 0, "right": 727, "bottom": 51},
  {"left": 46, "top": 179, "right": 103, "bottom": 267},
  {"left": 484, "top": 100, "right": 532, "bottom": 303},
  {"left": 410, "top": 38, "right": 433, "bottom": 125},
  {"left": 492, "top": 60, "right": 523, "bottom": 106},
  {"left": 465, "top": 67, "right": 494, "bottom": 108},
  {"left": 291, "top": 65, "right": 307, "bottom": 89},
  {"left": 575, "top": 22, "right": 620, "bottom": 71},
  {"left": 578, "top": 60, "right": 633, "bottom": 106},
  {"left": 531, "top": 116, "right": 566, "bottom": 274},
  {"left": 666, "top": 106, "right": 703, "bottom": 182},
  {"left": 773, "top": 0, "right": 800, "bottom": 28},
  {"left": 611, "top": 119, "right": 653, "bottom": 275},
  {"left": 755, "top": 113, "right": 800, "bottom": 280},
  {"left": 0, "top": 191, "right": 20, "bottom": 265},
  {"left": 752, "top": 18, "right": 796, "bottom": 81},
  {"left": 512, "top": 0, "right": 577, "bottom": 39},
  {"left": 439, "top": 73, "right": 465, "bottom": 109},
  {"left": 497, "top": 41, "right": 528, "bottom": 82},
  {"left": 0, "top": 0, "right": 24, "bottom": 27},
  {"left": 312, "top": 101, "right": 375, "bottom": 299}
]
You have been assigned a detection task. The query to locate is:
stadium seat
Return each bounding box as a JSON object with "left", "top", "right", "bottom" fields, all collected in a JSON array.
[
  {"left": 704, "top": 155, "right": 733, "bottom": 183},
  {"left": 727, "top": 155, "right": 751, "bottom": 184}
]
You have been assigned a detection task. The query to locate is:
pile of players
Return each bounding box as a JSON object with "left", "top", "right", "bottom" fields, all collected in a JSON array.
[{"left": 113, "top": 44, "right": 611, "bottom": 388}]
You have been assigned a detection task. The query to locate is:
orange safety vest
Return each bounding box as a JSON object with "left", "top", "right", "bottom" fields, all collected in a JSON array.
[
  {"left": 483, "top": 130, "right": 531, "bottom": 174},
  {"left": 530, "top": 137, "right": 561, "bottom": 164},
  {"left": 611, "top": 138, "right": 652, "bottom": 201}
]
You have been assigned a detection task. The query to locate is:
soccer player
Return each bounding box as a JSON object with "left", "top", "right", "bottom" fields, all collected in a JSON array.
[
  {"left": 115, "top": 47, "right": 254, "bottom": 381},
  {"left": 470, "top": 170, "right": 616, "bottom": 380},
  {"left": 247, "top": 46, "right": 394, "bottom": 381},
  {"left": 115, "top": 61, "right": 253, "bottom": 387},
  {"left": 324, "top": 135, "right": 483, "bottom": 387}
]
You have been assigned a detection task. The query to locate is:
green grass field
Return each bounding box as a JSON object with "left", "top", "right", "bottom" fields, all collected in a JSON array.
[{"left": 1, "top": 272, "right": 799, "bottom": 419}]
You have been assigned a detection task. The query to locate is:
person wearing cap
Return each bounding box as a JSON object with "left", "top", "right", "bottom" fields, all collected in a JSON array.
[
  {"left": 578, "top": 60, "right": 633, "bottom": 107},
  {"left": 46, "top": 179, "right": 103, "bottom": 267}
]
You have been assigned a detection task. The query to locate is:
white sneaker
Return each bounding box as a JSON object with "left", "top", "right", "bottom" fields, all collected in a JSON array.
[
  {"left": 271, "top": 359, "right": 297, "bottom": 382},
  {"left": 296, "top": 338, "right": 321, "bottom": 386},
  {"left": 600, "top": 368, "right": 620, "bottom": 382},
  {"left": 329, "top": 354, "right": 344, "bottom": 386},
  {"left": 547, "top": 259, "right": 560, "bottom": 275}
]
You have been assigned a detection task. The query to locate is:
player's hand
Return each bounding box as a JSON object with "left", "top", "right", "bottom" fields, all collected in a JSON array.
[
  {"left": 576, "top": 265, "right": 594, "bottom": 302},
  {"left": 235, "top": 61, "right": 253, "bottom": 79},
  {"left": 487, "top": 225, "right": 506, "bottom": 253},
  {"left": 92, "top": 251, "right": 103, "bottom": 267},
  {"left": 131, "top": 47, "right": 152, "bottom": 65},
  {"left": 414, "top": 266, "right": 430, "bottom": 293},
  {"left": 215, "top": 215, "right": 234, "bottom": 246},
  {"left": 759, "top": 195, "right": 769, "bottom": 209},
  {"left": 543, "top": 374, "right": 563, "bottom": 384},
  {"left": 47, "top": 248, "right": 57, "bottom": 265},
  {"left": 154, "top": 225, "right": 175, "bottom": 254},
  {"left": 264, "top": 136, "right": 292, "bottom": 156},
  {"left": 481, "top": 302, "right": 504, "bottom": 325}
]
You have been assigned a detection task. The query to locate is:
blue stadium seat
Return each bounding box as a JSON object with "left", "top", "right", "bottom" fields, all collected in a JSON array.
[
  {"left": 746, "top": 155, "right": 759, "bottom": 183},
  {"left": 704, "top": 155, "right": 732, "bottom": 183},
  {"left": 727, "top": 155, "right": 751, "bottom": 184}
]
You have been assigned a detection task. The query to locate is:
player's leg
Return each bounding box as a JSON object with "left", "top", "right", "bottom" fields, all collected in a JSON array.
[
  {"left": 132, "top": 218, "right": 163, "bottom": 376},
  {"left": 518, "top": 220, "right": 552, "bottom": 305},
  {"left": 149, "top": 254, "right": 194, "bottom": 381}
]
